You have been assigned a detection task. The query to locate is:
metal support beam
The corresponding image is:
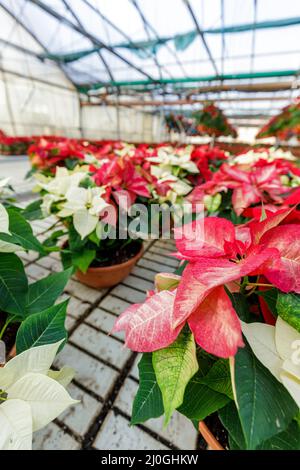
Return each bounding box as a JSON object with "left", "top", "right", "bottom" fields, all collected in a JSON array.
[
  {"left": 186, "top": 81, "right": 300, "bottom": 96},
  {"left": 0, "top": 38, "right": 42, "bottom": 60},
  {"left": 183, "top": 0, "right": 219, "bottom": 76},
  {"left": 28, "top": 0, "right": 156, "bottom": 82},
  {"left": 62, "top": 0, "right": 114, "bottom": 82},
  {"left": 77, "top": 69, "right": 300, "bottom": 92},
  {"left": 130, "top": 0, "right": 171, "bottom": 80},
  {"left": 0, "top": 66, "right": 75, "bottom": 91},
  {"left": 130, "top": 0, "right": 187, "bottom": 78},
  {"left": 82, "top": 95, "right": 292, "bottom": 108},
  {"left": 0, "top": 1, "right": 77, "bottom": 88}
]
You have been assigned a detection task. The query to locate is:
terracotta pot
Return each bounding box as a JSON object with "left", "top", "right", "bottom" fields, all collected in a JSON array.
[
  {"left": 7, "top": 344, "right": 16, "bottom": 361},
  {"left": 0, "top": 344, "right": 16, "bottom": 368},
  {"left": 76, "top": 244, "right": 144, "bottom": 288},
  {"left": 199, "top": 421, "right": 224, "bottom": 450}
]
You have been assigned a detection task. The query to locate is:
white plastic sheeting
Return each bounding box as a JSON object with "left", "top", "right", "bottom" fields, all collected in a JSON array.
[
  {"left": 0, "top": 4, "right": 163, "bottom": 140},
  {"left": 81, "top": 105, "right": 167, "bottom": 142},
  {"left": 0, "top": 6, "right": 81, "bottom": 136}
]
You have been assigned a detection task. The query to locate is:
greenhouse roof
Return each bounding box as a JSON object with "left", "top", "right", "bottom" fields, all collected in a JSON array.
[{"left": 1, "top": 0, "right": 300, "bottom": 118}]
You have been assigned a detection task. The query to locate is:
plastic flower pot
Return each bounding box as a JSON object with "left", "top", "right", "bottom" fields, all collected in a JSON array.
[
  {"left": 75, "top": 244, "right": 144, "bottom": 288},
  {"left": 198, "top": 422, "right": 225, "bottom": 451}
]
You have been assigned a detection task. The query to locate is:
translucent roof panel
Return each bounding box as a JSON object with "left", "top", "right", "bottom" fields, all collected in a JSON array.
[{"left": 1, "top": 0, "right": 300, "bottom": 92}]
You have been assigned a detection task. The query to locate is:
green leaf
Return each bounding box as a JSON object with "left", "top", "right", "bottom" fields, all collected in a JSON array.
[
  {"left": 178, "top": 369, "right": 230, "bottom": 421},
  {"left": 60, "top": 248, "right": 72, "bottom": 270},
  {"left": 257, "top": 288, "right": 278, "bottom": 317},
  {"left": 43, "top": 230, "right": 66, "bottom": 248},
  {"left": 16, "top": 300, "right": 68, "bottom": 354},
  {"left": 152, "top": 328, "right": 198, "bottom": 425},
  {"left": 234, "top": 341, "right": 298, "bottom": 449},
  {"left": 174, "top": 260, "right": 188, "bottom": 276},
  {"left": 219, "top": 401, "right": 246, "bottom": 450},
  {"left": 0, "top": 208, "right": 46, "bottom": 254},
  {"left": 276, "top": 292, "right": 300, "bottom": 333},
  {"left": 72, "top": 249, "right": 96, "bottom": 273},
  {"left": 131, "top": 353, "right": 164, "bottom": 425},
  {"left": 257, "top": 421, "right": 300, "bottom": 450},
  {"left": 0, "top": 253, "right": 28, "bottom": 316},
  {"left": 26, "top": 269, "right": 72, "bottom": 315},
  {"left": 227, "top": 291, "right": 254, "bottom": 322},
  {"left": 22, "top": 199, "right": 43, "bottom": 221},
  {"left": 199, "top": 359, "right": 233, "bottom": 399}
]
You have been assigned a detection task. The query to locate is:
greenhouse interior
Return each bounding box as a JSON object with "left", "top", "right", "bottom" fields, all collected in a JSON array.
[{"left": 1, "top": 0, "right": 300, "bottom": 453}]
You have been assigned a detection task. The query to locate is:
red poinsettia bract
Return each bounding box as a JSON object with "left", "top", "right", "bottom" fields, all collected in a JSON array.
[
  {"left": 92, "top": 156, "right": 151, "bottom": 207},
  {"left": 189, "top": 161, "right": 294, "bottom": 215},
  {"left": 113, "top": 210, "right": 300, "bottom": 358}
]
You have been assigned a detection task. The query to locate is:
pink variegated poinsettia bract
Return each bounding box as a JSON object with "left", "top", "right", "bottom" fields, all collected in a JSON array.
[
  {"left": 113, "top": 208, "right": 300, "bottom": 358},
  {"left": 189, "top": 160, "right": 300, "bottom": 215}
]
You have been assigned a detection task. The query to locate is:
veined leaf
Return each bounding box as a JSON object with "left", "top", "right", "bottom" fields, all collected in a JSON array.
[
  {"left": 199, "top": 359, "right": 233, "bottom": 399},
  {"left": 22, "top": 199, "right": 43, "bottom": 221},
  {"left": 227, "top": 291, "right": 254, "bottom": 323},
  {"left": 131, "top": 353, "right": 164, "bottom": 425},
  {"left": 6, "top": 372, "right": 78, "bottom": 432},
  {"left": 0, "top": 253, "right": 28, "bottom": 316},
  {"left": 178, "top": 369, "right": 230, "bottom": 421},
  {"left": 0, "top": 399, "right": 32, "bottom": 450},
  {"left": 16, "top": 301, "right": 68, "bottom": 354},
  {"left": 219, "top": 401, "right": 246, "bottom": 450},
  {"left": 233, "top": 341, "right": 298, "bottom": 449},
  {"left": 276, "top": 292, "right": 300, "bottom": 333},
  {"left": 72, "top": 249, "right": 96, "bottom": 273},
  {"left": 152, "top": 328, "right": 198, "bottom": 425},
  {"left": 257, "top": 421, "right": 300, "bottom": 450},
  {"left": 26, "top": 269, "right": 72, "bottom": 315},
  {"left": 0, "top": 208, "right": 46, "bottom": 254}
]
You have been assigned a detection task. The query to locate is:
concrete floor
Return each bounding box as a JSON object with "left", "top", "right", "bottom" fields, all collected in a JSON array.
[{"left": 0, "top": 155, "right": 34, "bottom": 197}]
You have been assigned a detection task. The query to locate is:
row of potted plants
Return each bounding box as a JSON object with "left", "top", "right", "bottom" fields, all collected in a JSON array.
[
  {"left": 29, "top": 142, "right": 300, "bottom": 293},
  {"left": 3, "top": 138, "right": 299, "bottom": 450}
]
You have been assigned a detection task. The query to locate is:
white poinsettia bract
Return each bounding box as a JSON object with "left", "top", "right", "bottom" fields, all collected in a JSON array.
[
  {"left": 242, "top": 317, "right": 300, "bottom": 407},
  {"left": 0, "top": 341, "right": 78, "bottom": 450}
]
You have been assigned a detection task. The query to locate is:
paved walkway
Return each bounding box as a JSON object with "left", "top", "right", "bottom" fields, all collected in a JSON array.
[
  {"left": 17, "top": 212, "right": 200, "bottom": 451},
  {"left": 0, "top": 155, "right": 34, "bottom": 197}
]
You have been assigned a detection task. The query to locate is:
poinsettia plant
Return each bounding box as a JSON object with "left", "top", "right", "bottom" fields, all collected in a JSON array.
[
  {"left": 34, "top": 165, "right": 148, "bottom": 273},
  {"left": 165, "top": 113, "right": 198, "bottom": 136},
  {"left": 0, "top": 131, "right": 32, "bottom": 156},
  {"left": 145, "top": 146, "right": 199, "bottom": 205},
  {"left": 113, "top": 209, "right": 300, "bottom": 449},
  {"left": 189, "top": 158, "right": 300, "bottom": 218},
  {"left": 193, "top": 103, "right": 237, "bottom": 138},
  {"left": 0, "top": 201, "right": 73, "bottom": 354},
  {"left": 0, "top": 200, "right": 77, "bottom": 449},
  {"left": 256, "top": 98, "right": 300, "bottom": 141}
]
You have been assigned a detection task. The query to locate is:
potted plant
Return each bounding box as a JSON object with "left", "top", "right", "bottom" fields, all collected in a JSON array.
[
  {"left": 0, "top": 194, "right": 77, "bottom": 449},
  {"left": 34, "top": 165, "right": 148, "bottom": 288},
  {"left": 113, "top": 210, "right": 300, "bottom": 450},
  {"left": 193, "top": 102, "right": 238, "bottom": 139},
  {"left": 256, "top": 98, "right": 300, "bottom": 141},
  {"left": 0, "top": 202, "right": 73, "bottom": 359}
]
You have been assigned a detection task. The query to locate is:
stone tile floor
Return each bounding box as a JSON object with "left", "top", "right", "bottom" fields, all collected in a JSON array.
[{"left": 16, "top": 206, "right": 200, "bottom": 451}]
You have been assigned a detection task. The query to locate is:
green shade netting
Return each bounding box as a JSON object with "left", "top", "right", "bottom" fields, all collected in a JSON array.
[{"left": 39, "top": 16, "right": 300, "bottom": 64}]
